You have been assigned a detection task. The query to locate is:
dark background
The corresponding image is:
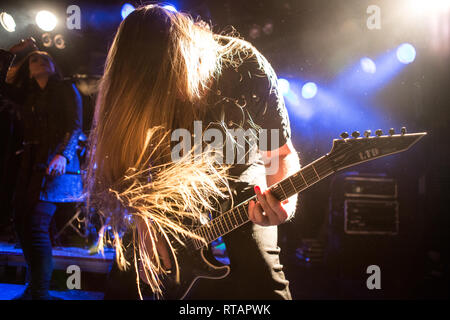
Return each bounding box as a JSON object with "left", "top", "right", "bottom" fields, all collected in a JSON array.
[{"left": 0, "top": 0, "right": 448, "bottom": 299}]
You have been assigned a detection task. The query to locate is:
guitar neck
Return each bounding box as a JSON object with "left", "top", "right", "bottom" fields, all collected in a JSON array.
[{"left": 190, "top": 155, "right": 335, "bottom": 249}]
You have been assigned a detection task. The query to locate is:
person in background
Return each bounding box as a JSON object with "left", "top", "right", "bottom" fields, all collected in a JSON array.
[{"left": 0, "top": 38, "right": 83, "bottom": 300}]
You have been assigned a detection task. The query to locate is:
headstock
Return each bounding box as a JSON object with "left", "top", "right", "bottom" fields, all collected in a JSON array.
[{"left": 328, "top": 127, "right": 426, "bottom": 171}]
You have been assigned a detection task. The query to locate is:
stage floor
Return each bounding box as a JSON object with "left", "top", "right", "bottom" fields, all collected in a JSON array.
[
  {"left": 0, "top": 283, "right": 104, "bottom": 300},
  {"left": 0, "top": 241, "right": 114, "bottom": 273},
  {"left": 0, "top": 241, "right": 114, "bottom": 300}
]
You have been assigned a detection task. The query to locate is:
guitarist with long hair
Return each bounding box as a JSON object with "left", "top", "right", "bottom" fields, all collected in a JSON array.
[{"left": 86, "top": 4, "right": 300, "bottom": 300}]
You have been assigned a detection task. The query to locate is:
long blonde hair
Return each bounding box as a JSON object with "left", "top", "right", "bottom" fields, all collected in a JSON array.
[{"left": 85, "top": 3, "right": 275, "bottom": 298}]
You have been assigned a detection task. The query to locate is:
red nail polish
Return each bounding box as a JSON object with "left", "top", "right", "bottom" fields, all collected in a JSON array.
[{"left": 254, "top": 186, "right": 260, "bottom": 194}]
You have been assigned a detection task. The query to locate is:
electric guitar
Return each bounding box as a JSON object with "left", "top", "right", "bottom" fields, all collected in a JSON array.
[{"left": 157, "top": 128, "right": 426, "bottom": 299}]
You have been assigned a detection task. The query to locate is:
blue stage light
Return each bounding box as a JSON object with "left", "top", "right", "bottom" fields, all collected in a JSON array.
[
  {"left": 163, "top": 4, "right": 178, "bottom": 12},
  {"left": 360, "top": 57, "right": 377, "bottom": 74},
  {"left": 396, "top": 43, "right": 416, "bottom": 64},
  {"left": 301, "top": 82, "right": 317, "bottom": 99},
  {"left": 278, "top": 78, "right": 290, "bottom": 96},
  {"left": 121, "top": 3, "right": 135, "bottom": 20}
]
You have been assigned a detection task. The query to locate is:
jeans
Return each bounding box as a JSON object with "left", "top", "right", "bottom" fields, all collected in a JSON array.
[
  {"left": 188, "top": 184, "right": 292, "bottom": 299},
  {"left": 14, "top": 201, "right": 58, "bottom": 299},
  {"left": 185, "top": 218, "right": 292, "bottom": 300}
]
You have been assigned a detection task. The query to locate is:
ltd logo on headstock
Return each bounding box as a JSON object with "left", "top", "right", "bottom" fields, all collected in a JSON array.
[
  {"left": 331, "top": 128, "right": 427, "bottom": 170},
  {"left": 358, "top": 148, "right": 380, "bottom": 160}
]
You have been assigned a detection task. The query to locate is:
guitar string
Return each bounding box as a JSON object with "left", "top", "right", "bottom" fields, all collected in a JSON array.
[
  {"left": 163, "top": 136, "right": 406, "bottom": 252},
  {"left": 181, "top": 141, "right": 346, "bottom": 249},
  {"left": 190, "top": 136, "right": 399, "bottom": 249},
  {"left": 156, "top": 136, "right": 415, "bottom": 299},
  {"left": 187, "top": 137, "right": 394, "bottom": 249}
]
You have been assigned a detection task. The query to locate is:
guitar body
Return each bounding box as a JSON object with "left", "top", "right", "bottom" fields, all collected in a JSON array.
[{"left": 161, "top": 246, "right": 230, "bottom": 300}]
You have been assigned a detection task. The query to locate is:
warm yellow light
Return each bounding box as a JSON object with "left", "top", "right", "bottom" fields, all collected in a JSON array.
[
  {"left": 35, "top": 10, "right": 57, "bottom": 31},
  {"left": 410, "top": 0, "right": 450, "bottom": 13},
  {"left": 0, "top": 12, "right": 16, "bottom": 32}
]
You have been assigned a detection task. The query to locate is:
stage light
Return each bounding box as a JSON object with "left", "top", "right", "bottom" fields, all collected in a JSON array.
[
  {"left": 396, "top": 43, "right": 416, "bottom": 64},
  {"left": 41, "top": 33, "right": 53, "bottom": 47},
  {"left": 121, "top": 3, "right": 135, "bottom": 20},
  {"left": 262, "top": 22, "right": 274, "bottom": 35},
  {"left": 278, "top": 78, "right": 290, "bottom": 95},
  {"left": 163, "top": 4, "right": 178, "bottom": 12},
  {"left": 36, "top": 10, "right": 57, "bottom": 31},
  {"left": 410, "top": 0, "right": 450, "bottom": 13},
  {"left": 360, "top": 57, "right": 376, "bottom": 74},
  {"left": 54, "top": 34, "right": 65, "bottom": 49},
  {"left": 0, "top": 12, "right": 16, "bottom": 32},
  {"left": 336, "top": 50, "right": 408, "bottom": 94},
  {"left": 249, "top": 24, "right": 261, "bottom": 39},
  {"left": 302, "top": 82, "right": 317, "bottom": 99}
]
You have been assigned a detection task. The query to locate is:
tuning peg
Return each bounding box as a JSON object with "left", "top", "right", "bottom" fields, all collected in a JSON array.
[
  {"left": 351, "top": 131, "right": 360, "bottom": 138},
  {"left": 375, "top": 129, "right": 383, "bottom": 137},
  {"left": 389, "top": 128, "right": 395, "bottom": 136},
  {"left": 401, "top": 127, "right": 407, "bottom": 135},
  {"left": 340, "top": 132, "right": 349, "bottom": 139},
  {"left": 363, "top": 130, "right": 371, "bottom": 138}
]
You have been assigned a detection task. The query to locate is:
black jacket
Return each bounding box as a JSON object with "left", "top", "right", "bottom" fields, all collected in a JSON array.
[{"left": 0, "top": 49, "right": 84, "bottom": 204}]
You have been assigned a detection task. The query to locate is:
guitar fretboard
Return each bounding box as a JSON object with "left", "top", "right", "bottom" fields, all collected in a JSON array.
[{"left": 189, "top": 155, "right": 335, "bottom": 250}]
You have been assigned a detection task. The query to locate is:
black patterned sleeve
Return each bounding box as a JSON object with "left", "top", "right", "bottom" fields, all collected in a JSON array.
[
  {"left": 56, "top": 82, "right": 83, "bottom": 163},
  {"left": 239, "top": 56, "right": 291, "bottom": 151}
]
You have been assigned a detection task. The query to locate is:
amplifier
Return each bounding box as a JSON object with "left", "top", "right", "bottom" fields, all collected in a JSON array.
[
  {"left": 344, "top": 199, "right": 399, "bottom": 235},
  {"left": 343, "top": 176, "right": 397, "bottom": 199}
]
